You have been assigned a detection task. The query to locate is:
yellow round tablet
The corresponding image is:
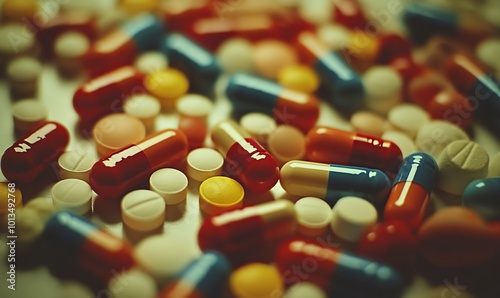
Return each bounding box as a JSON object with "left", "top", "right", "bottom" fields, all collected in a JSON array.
[
  {"left": 0, "top": 182, "right": 23, "bottom": 215},
  {"left": 199, "top": 176, "right": 244, "bottom": 215},
  {"left": 145, "top": 68, "right": 189, "bottom": 109},
  {"left": 277, "top": 64, "right": 319, "bottom": 94},
  {"left": 229, "top": 263, "right": 284, "bottom": 298}
]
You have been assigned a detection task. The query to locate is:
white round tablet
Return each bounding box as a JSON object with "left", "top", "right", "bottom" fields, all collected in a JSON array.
[
  {"left": 216, "top": 38, "right": 254, "bottom": 73},
  {"left": 294, "top": 197, "right": 332, "bottom": 237},
  {"left": 108, "top": 269, "right": 157, "bottom": 298},
  {"left": 416, "top": 120, "right": 469, "bottom": 159},
  {"left": 240, "top": 112, "right": 277, "bottom": 145},
  {"left": 124, "top": 94, "right": 161, "bottom": 132},
  {"left": 316, "top": 24, "right": 351, "bottom": 51},
  {"left": 362, "top": 66, "right": 403, "bottom": 115},
  {"left": 55, "top": 31, "right": 90, "bottom": 58},
  {"left": 58, "top": 150, "right": 97, "bottom": 182},
  {"left": 135, "top": 51, "right": 168, "bottom": 73},
  {"left": 51, "top": 179, "right": 93, "bottom": 215},
  {"left": 284, "top": 282, "right": 327, "bottom": 298},
  {"left": 149, "top": 168, "right": 188, "bottom": 205},
  {"left": 476, "top": 38, "right": 500, "bottom": 70},
  {"left": 382, "top": 130, "right": 418, "bottom": 158},
  {"left": 330, "top": 196, "right": 378, "bottom": 243},
  {"left": 350, "top": 111, "right": 389, "bottom": 137},
  {"left": 187, "top": 148, "right": 224, "bottom": 182},
  {"left": 488, "top": 152, "right": 500, "bottom": 178},
  {"left": 388, "top": 104, "right": 430, "bottom": 138},
  {"left": 175, "top": 93, "right": 213, "bottom": 119},
  {"left": 11, "top": 99, "right": 48, "bottom": 132},
  {"left": 121, "top": 190, "right": 165, "bottom": 231},
  {"left": 7, "top": 56, "right": 42, "bottom": 98},
  {"left": 268, "top": 125, "right": 306, "bottom": 165}
]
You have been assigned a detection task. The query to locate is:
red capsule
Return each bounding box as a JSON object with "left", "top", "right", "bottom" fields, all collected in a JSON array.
[
  {"left": 178, "top": 116, "right": 207, "bottom": 150},
  {"left": 161, "top": 0, "right": 213, "bottom": 32},
  {"left": 332, "top": 0, "right": 367, "bottom": 29},
  {"left": 377, "top": 33, "right": 412, "bottom": 64},
  {"left": 1, "top": 122, "right": 69, "bottom": 184},
  {"left": 428, "top": 89, "right": 473, "bottom": 129}
]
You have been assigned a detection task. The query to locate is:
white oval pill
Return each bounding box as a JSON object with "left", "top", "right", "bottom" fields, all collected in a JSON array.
[
  {"left": 149, "top": 168, "right": 188, "bottom": 205},
  {"left": 121, "top": 190, "right": 165, "bottom": 231},
  {"left": 135, "top": 51, "right": 168, "bottom": 73},
  {"left": 7, "top": 56, "right": 42, "bottom": 98},
  {"left": 124, "top": 93, "right": 161, "bottom": 132},
  {"left": 11, "top": 99, "right": 47, "bottom": 133},
  {"left": 388, "top": 103, "right": 430, "bottom": 138},
  {"left": 363, "top": 66, "right": 403, "bottom": 115},
  {"left": 108, "top": 269, "right": 157, "bottom": 298},
  {"left": 187, "top": 148, "right": 224, "bottom": 182},
  {"left": 284, "top": 282, "right": 327, "bottom": 298},
  {"left": 416, "top": 120, "right": 469, "bottom": 159},
  {"left": 176, "top": 93, "right": 213, "bottom": 119},
  {"left": 268, "top": 125, "right": 306, "bottom": 166},
  {"left": 51, "top": 179, "right": 93, "bottom": 215},
  {"left": 216, "top": 38, "right": 254, "bottom": 73},
  {"left": 330, "top": 196, "right": 378, "bottom": 243},
  {"left": 294, "top": 197, "right": 332, "bottom": 237},
  {"left": 382, "top": 130, "right": 418, "bottom": 158},
  {"left": 58, "top": 150, "right": 97, "bottom": 182},
  {"left": 240, "top": 112, "right": 277, "bottom": 145}
]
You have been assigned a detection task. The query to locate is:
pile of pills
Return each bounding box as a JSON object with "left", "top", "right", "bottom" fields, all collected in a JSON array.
[{"left": 1, "top": 0, "right": 499, "bottom": 297}]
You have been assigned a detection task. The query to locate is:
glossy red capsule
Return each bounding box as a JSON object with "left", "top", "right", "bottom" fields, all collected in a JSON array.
[
  {"left": 1, "top": 122, "right": 69, "bottom": 184},
  {"left": 305, "top": 126, "right": 403, "bottom": 179}
]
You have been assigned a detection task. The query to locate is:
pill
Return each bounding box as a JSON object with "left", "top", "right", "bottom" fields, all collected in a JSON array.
[
  {"left": 108, "top": 269, "right": 157, "bottom": 298},
  {"left": 134, "top": 234, "right": 198, "bottom": 284},
  {"left": 488, "top": 152, "right": 500, "bottom": 177},
  {"left": 42, "top": 211, "right": 135, "bottom": 281},
  {"left": 1, "top": 122, "right": 69, "bottom": 184},
  {"left": 10, "top": 208, "right": 45, "bottom": 249},
  {"left": 345, "top": 32, "right": 380, "bottom": 71},
  {"left": 92, "top": 113, "right": 146, "bottom": 157},
  {"left": 11, "top": 99, "right": 48, "bottom": 133},
  {"left": 144, "top": 68, "right": 189, "bottom": 109},
  {"left": 24, "top": 197, "right": 55, "bottom": 218},
  {"left": 176, "top": 94, "right": 213, "bottom": 119},
  {"left": 363, "top": 66, "right": 403, "bottom": 115},
  {"left": 0, "top": 24, "right": 36, "bottom": 68},
  {"left": 297, "top": 0, "right": 333, "bottom": 25},
  {"left": 333, "top": 0, "right": 368, "bottom": 29},
  {"left": 294, "top": 197, "right": 331, "bottom": 237},
  {"left": 229, "top": 263, "right": 284, "bottom": 298},
  {"left": 463, "top": 177, "right": 500, "bottom": 220},
  {"left": 407, "top": 71, "right": 452, "bottom": 107},
  {"left": 135, "top": 51, "right": 168, "bottom": 73},
  {"left": 252, "top": 40, "right": 298, "bottom": 79},
  {"left": 158, "top": 251, "right": 231, "bottom": 298},
  {"left": 276, "top": 239, "right": 403, "bottom": 297},
  {"left": 283, "top": 282, "right": 327, "bottom": 298},
  {"left": 267, "top": 125, "right": 306, "bottom": 166},
  {"left": 216, "top": 38, "right": 254, "bottom": 74},
  {"left": 225, "top": 73, "right": 320, "bottom": 133},
  {"left": 51, "top": 179, "right": 93, "bottom": 215},
  {"left": 90, "top": 129, "right": 188, "bottom": 199},
  {"left": 123, "top": 94, "right": 161, "bottom": 132},
  {"left": 149, "top": 168, "right": 188, "bottom": 205},
  {"left": 121, "top": 190, "right": 165, "bottom": 231},
  {"left": 239, "top": 113, "right": 277, "bottom": 146},
  {"left": 415, "top": 120, "right": 469, "bottom": 159},
  {"left": 7, "top": 56, "right": 42, "bottom": 99},
  {"left": 199, "top": 176, "right": 244, "bottom": 215},
  {"left": 187, "top": 148, "right": 224, "bottom": 182},
  {"left": 54, "top": 31, "right": 90, "bottom": 77},
  {"left": 437, "top": 140, "right": 489, "bottom": 195},
  {"left": 306, "top": 126, "right": 403, "bottom": 179},
  {"left": 58, "top": 150, "right": 96, "bottom": 182},
  {"left": 0, "top": 182, "right": 23, "bottom": 215},
  {"left": 476, "top": 38, "right": 500, "bottom": 71},
  {"left": 178, "top": 116, "right": 208, "bottom": 150},
  {"left": 211, "top": 120, "right": 279, "bottom": 192},
  {"left": 384, "top": 153, "right": 438, "bottom": 230},
  {"left": 330, "top": 196, "right": 378, "bottom": 243},
  {"left": 388, "top": 104, "right": 430, "bottom": 138},
  {"left": 316, "top": 24, "right": 351, "bottom": 51},
  {"left": 377, "top": 33, "right": 413, "bottom": 64},
  {"left": 277, "top": 64, "right": 320, "bottom": 94},
  {"left": 426, "top": 89, "right": 472, "bottom": 129},
  {"left": 350, "top": 111, "right": 389, "bottom": 137}
]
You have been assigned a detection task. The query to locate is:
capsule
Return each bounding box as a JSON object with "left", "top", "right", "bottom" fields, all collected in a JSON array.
[
  {"left": 89, "top": 129, "right": 188, "bottom": 198},
  {"left": 332, "top": 0, "right": 368, "bottom": 29},
  {"left": 305, "top": 126, "right": 403, "bottom": 179},
  {"left": 73, "top": 66, "right": 146, "bottom": 124},
  {"left": 296, "top": 31, "right": 364, "bottom": 111},
  {"left": 84, "top": 13, "right": 164, "bottom": 76},
  {"left": 158, "top": 251, "right": 231, "bottom": 298},
  {"left": 198, "top": 200, "right": 296, "bottom": 257},
  {"left": 463, "top": 177, "right": 500, "bottom": 220},
  {"left": 384, "top": 153, "right": 438, "bottom": 230},
  {"left": 280, "top": 160, "right": 390, "bottom": 207},
  {"left": 211, "top": 120, "right": 279, "bottom": 192},
  {"left": 276, "top": 239, "right": 403, "bottom": 298},
  {"left": 225, "top": 73, "right": 320, "bottom": 132},
  {"left": 42, "top": 211, "right": 135, "bottom": 281},
  {"left": 161, "top": 33, "right": 221, "bottom": 96},
  {"left": 1, "top": 122, "right": 69, "bottom": 184}
]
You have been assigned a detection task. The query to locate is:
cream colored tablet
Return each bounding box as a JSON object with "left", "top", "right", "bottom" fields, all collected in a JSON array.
[
  {"left": 124, "top": 94, "right": 161, "bottom": 132},
  {"left": 239, "top": 112, "right": 277, "bottom": 145},
  {"left": 121, "top": 190, "right": 166, "bottom": 231},
  {"left": 175, "top": 94, "right": 213, "bottom": 119},
  {"left": 108, "top": 269, "right": 157, "bottom": 298},
  {"left": 294, "top": 197, "right": 331, "bottom": 237},
  {"left": 54, "top": 31, "right": 90, "bottom": 77},
  {"left": 476, "top": 38, "right": 500, "bottom": 71},
  {"left": 268, "top": 125, "right": 306, "bottom": 166},
  {"left": 7, "top": 56, "right": 42, "bottom": 98},
  {"left": 135, "top": 51, "right": 168, "bottom": 73},
  {"left": 216, "top": 38, "right": 254, "bottom": 73},
  {"left": 362, "top": 66, "right": 403, "bottom": 115},
  {"left": 58, "top": 150, "right": 97, "bottom": 182},
  {"left": 388, "top": 104, "right": 430, "bottom": 138},
  {"left": 149, "top": 168, "right": 188, "bottom": 205},
  {"left": 51, "top": 179, "right": 93, "bottom": 215},
  {"left": 316, "top": 24, "right": 351, "bottom": 51},
  {"left": 488, "top": 152, "right": 500, "bottom": 177},
  {"left": 350, "top": 111, "right": 389, "bottom": 137},
  {"left": 284, "top": 282, "right": 327, "bottom": 298},
  {"left": 187, "top": 148, "right": 224, "bottom": 182},
  {"left": 330, "top": 196, "right": 378, "bottom": 243},
  {"left": 415, "top": 120, "right": 469, "bottom": 158},
  {"left": 11, "top": 99, "right": 47, "bottom": 132}
]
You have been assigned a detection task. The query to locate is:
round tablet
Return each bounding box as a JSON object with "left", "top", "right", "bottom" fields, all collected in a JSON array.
[
  {"left": 382, "top": 130, "right": 418, "bottom": 158},
  {"left": 11, "top": 99, "right": 47, "bottom": 132},
  {"left": 121, "top": 190, "right": 165, "bottom": 231},
  {"left": 277, "top": 64, "right": 320, "bottom": 94},
  {"left": 229, "top": 263, "right": 284, "bottom": 298},
  {"left": 0, "top": 182, "right": 22, "bottom": 215},
  {"left": 0, "top": 23, "right": 35, "bottom": 56},
  {"left": 216, "top": 38, "right": 254, "bottom": 73},
  {"left": 123, "top": 94, "right": 161, "bottom": 132},
  {"left": 476, "top": 38, "right": 500, "bottom": 70},
  {"left": 437, "top": 140, "right": 489, "bottom": 195},
  {"left": 316, "top": 24, "right": 351, "bottom": 51},
  {"left": 362, "top": 66, "right": 403, "bottom": 115},
  {"left": 488, "top": 152, "right": 500, "bottom": 178},
  {"left": 7, "top": 56, "right": 42, "bottom": 98},
  {"left": 388, "top": 104, "right": 430, "bottom": 138},
  {"left": 350, "top": 111, "right": 389, "bottom": 137},
  {"left": 330, "top": 196, "right": 378, "bottom": 243},
  {"left": 187, "top": 148, "right": 224, "bottom": 181},
  {"left": 284, "top": 282, "right": 327, "bottom": 298},
  {"left": 144, "top": 68, "right": 189, "bottom": 109},
  {"left": 134, "top": 51, "right": 168, "bottom": 73},
  {"left": 252, "top": 40, "right": 298, "bottom": 79},
  {"left": 92, "top": 113, "right": 146, "bottom": 157},
  {"left": 176, "top": 94, "right": 213, "bottom": 119},
  {"left": 134, "top": 234, "right": 198, "bottom": 284},
  {"left": 415, "top": 120, "right": 469, "bottom": 158},
  {"left": 51, "top": 179, "right": 92, "bottom": 215},
  {"left": 149, "top": 168, "right": 188, "bottom": 205},
  {"left": 108, "top": 269, "right": 157, "bottom": 298},
  {"left": 54, "top": 31, "right": 90, "bottom": 77},
  {"left": 239, "top": 113, "right": 277, "bottom": 145},
  {"left": 199, "top": 176, "right": 244, "bottom": 215},
  {"left": 294, "top": 197, "right": 331, "bottom": 237},
  {"left": 297, "top": 0, "right": 333, "bottom": 25},
  {"left": 267, "top": 125, "right": 306, "bottom": 166},
  {"left": 58, "top": 150, "right": 97, "bottom": 182}
]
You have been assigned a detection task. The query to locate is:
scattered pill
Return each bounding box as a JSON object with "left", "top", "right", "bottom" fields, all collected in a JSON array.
[
  {"left": 7, "top": 56, "right": 42, "bottom": 99},
  {"left": 316, "top": 24, "right": 351, "bottom": 51},
  {"left": 123, "top": 94, "right": 161, "bottom": 132},
  {"left": 350, "top": 111, "right": 389, "bottom": 137},
  {"left": 415, "top": 120, "right": 469, "bottom": 159},
  {"left": 277, "top": 64, "right": 320, "bottom": 94},
  {"left": 199, "top": 176, "right": 244, "bottom": 215},
  {"left": 382, "top": 130, "right": 418, "bottom": 158},
  {"left": 24, "top": 197, "right": 55, "bottom": 218},
  {"left": 58, "top": 150, "right": 97, "bottom": 182},
  {"left": 187, "top": 148, "right": 224, "bottom": 182},
  {"left": 230, "top": 263, "right": 284, "bottom": 298},
  {"left": 252, "top": 40, "right": 298, "bottom": 79},
  {"left": 216, "top": 38, "right": 254, "bottom": 73},
  {"left": 176, "top": 94, "right": 213, "bottom": 119},
  {"left": 463, "top": 177, "right": 500, "bottom": 220},
  {"left": 294, "top": 197, "right": 331, "bottom": 237},
  {"left": 149, "top": 168, "right": 188, "bottom": 205},
  {"left": 283, "top": 282, "right": 327, "bottom": 298},
  {"left": 134, "top": 51, "right": 169, "bottom": 73},
  {"left": 388, "top": 104, "right": 430, "bottom": 138},
  {"left": 121, "top": 190, "right": 166, "bottom": 231},
  {"left": 145, "top": 68, "right": 189, "bottom": 109},
  {"left": 267, "top": 125, "right": 306, "bottom": 166},
  {"left": 297, "top": 0, "right": 333, "bottom": 25},
  {"left": 239, "top": 113, "right": 277, "bottom": 145},
  {"left": 330, "top": 196, "right": 378, "bottom": 243},
  {"left": 54, "top": 31, "right": 90, "bottom": 77},
  {"left": 362, "top": 66, "right": 403, "bottom": 115},
  {"left": 0, "top": 23, "right": 36, "bottom": 68},
  {"left": 476, "top": 39, "right": 500, "bottom": 70},
  {"left": 51, "top": 178, "right": 93, "bottom": 215},
  {"left": 11, "top": 99, "right": 48, "bottom": 133},
  {"left": 108, "top": 269, "right": 157, "bottom": 298}
]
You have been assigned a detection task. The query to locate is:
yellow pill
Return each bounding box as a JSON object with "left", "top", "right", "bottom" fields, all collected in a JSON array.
[
  {"left": 2, "top": 0, "right": 38, "bottom": 23},
  {"left": 145, "top": 68, "right": 189, "bottom": 109},
  {"left": 199, "top": 176, "right": 244, "bottom": 215},
  {"left": 346, "top": 32, "right": 380, "bottom": 72},
  {"left": 120, "top": 0, "right": 158, "bottom": 14},
  {"left": 277, "top": 65, "right": 320, "bottom": 94},
  {"left": 0, "top": 182, "right": 23, "bottom": 215},
  {"left": 230, "top": 263, "right": 284, "bottom": 298}
]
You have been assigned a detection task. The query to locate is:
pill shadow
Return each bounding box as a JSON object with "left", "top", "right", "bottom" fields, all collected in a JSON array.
[
  {"left": 243, "top": 190, "right": 275, "bottom": 206},
  {"left": 93, "top": 195, "right": 122, "bottom": 224},
  {"left": 123, "top": 223, "right": 163, "bottom": 245},
  {"left": 165, "top": 200, "right": 187, "bottom": 222}
]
